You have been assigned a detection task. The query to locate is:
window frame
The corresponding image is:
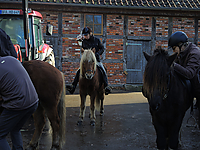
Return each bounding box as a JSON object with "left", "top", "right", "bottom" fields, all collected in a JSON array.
[{"left": 84, "top": 14, "right": 103, "bottom": 35}]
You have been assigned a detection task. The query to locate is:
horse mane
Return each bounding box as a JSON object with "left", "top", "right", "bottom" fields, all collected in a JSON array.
[
  {"left": 143, "top": 47, "right": 170, "bottom": 98},
  {"left": 80, "top": 49, "right": 97, "bottom": 75}
]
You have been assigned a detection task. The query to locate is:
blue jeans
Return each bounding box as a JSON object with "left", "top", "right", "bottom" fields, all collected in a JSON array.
[{"left": 0, "top": 102, "right": 38, "bottom": 150}]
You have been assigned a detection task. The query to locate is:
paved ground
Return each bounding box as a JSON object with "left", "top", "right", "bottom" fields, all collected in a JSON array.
[{"left": 7, "top": 90, "right": 200, "bottom": 150}]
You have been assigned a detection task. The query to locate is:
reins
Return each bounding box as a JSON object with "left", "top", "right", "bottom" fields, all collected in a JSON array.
[{"left": 163, "top": 72, "right": 171, "bottom": 100}]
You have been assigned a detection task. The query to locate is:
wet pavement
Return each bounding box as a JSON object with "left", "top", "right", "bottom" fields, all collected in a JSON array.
[{"left": 8, "top": 90, "right": 200, "bottom": 150}]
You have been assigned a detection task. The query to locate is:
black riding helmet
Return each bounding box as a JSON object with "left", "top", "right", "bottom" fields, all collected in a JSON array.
[
  {"left": 82, "top": 27, "right": 92, "bottom": 36},
  {"left": 168, "top": 31, "right": 188, "bottom": 49}
]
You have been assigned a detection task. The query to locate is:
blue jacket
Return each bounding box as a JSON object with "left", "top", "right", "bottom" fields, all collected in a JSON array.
[{"left": 0, "top": 56, "right": 38, "bottom": 110}]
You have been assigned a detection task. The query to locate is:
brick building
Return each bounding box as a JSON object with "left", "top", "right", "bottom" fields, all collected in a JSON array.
[{"left": 1, "top": 0, "right": 200, "bottom": 90}]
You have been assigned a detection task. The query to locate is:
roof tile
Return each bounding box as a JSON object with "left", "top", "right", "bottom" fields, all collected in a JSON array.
[{"left": 24, "top": 0, "right": 200, "bottom": 9}]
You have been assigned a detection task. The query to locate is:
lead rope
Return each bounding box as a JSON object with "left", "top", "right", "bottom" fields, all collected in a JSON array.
[{"left": 186, "top": 101, "right": 198, "bottom": 128}]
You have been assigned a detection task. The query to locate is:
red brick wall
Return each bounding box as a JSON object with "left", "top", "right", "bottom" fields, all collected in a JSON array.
[
  {"left": 62, "top": 62, "right": 79, "bottom": 84},
  {"left": 62, "top": 13, "right": 81, "bottom": 35},
  {"left": 105, "top": 63, "right": 126, "bottom": 84},
  {"left": 156, "top": 17, "right": 168, "bottom": 38},
  {"left": 40, "top": 13, "right": 199, "bottom": 85},
  {"left": 62, "top": 13, "right": 81, "bottom": 84},
  {"left": 107, "top": 15, "right": 124, "bottom": 35},
  {"left": 106, "top": 15, "right": 126, "bottom": 84},
  {"left": 41, "top": 11, "right": 59, "bottom": 34},
  {"left": 128, "top": 16, "right": 152, "bottom": 36},
  {"left": 172, "top": 17, "right": 194, "bottom": 38}
]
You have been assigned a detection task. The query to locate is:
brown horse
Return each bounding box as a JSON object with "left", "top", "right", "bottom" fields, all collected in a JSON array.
[
  {"left": 78, "top": 49, "right": 105, "bottom": 126},
  {"left": 23, "top": 60, "right": 66, "bottom": 150}
]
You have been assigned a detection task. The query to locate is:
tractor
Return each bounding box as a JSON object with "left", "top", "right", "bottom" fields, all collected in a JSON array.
[{"left": 0, "top": 8, "right": 55, "bottom": 66}]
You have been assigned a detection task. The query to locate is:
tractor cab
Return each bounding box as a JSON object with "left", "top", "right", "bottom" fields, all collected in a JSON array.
[{"left": 0, "top": 9, "right": 55, "bottom": 66}]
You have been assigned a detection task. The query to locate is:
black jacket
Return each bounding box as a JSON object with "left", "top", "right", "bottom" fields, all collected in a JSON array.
[
  {"left": 82, "top": 36, "right": 104, "bottom": 62},
  {"left": 173, "top": 42, "right": 200, "bottom": 97},
  {"left": 0, "top": 56, "right": 38, "bottom": 110},
  {"left": 0, "top": 28, "right": 17, "bottom": 58}
]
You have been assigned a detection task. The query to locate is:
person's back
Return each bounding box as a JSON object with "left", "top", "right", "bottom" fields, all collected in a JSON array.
[
  {"left": 0, "top": 56, "right": 38, "bottom": 110},
  {"left": 0, "top": 56, "right": 38, "bottom": 150}
]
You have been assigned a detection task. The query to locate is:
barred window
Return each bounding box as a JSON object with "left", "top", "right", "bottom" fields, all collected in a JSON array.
[{"left": 84, "top": 14, "right": 103, "bottom": 35}]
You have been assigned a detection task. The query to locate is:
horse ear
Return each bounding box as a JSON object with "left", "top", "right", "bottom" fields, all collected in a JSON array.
[
  {"left": 167, "top": 52, "right": 178, "bottom": 66},
  {"left": 143, "top": 52, "right": 151, "bottom": 62}
]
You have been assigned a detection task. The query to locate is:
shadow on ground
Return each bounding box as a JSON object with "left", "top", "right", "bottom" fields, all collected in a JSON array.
[{"left": 7, "top": 91, "right": 200, "bottom": 150}]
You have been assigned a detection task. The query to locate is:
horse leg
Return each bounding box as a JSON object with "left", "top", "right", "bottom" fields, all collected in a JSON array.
[
  {"left": 90, "top": 95, "right": 96, "bottom": 126},
  {"left": 197, "top": 98, "right": 200, "bottom": 128},
  {"left": 152, "top": 118, "right": 167, "bottom": 149},
  {"left": 26, "top": 104, "right": 46, "bottom": 150},
  {"left": 168, "top": 116, "right": 184, "bottom": 149},
  {"left": 100, "top": 98, "right": 104, "bottom": 116},
  {"left": 45, "top": 108, "right": 60, "bottom": 150},
  {"left": 78, "top": 94, "right": 86, "bottom": 125}
]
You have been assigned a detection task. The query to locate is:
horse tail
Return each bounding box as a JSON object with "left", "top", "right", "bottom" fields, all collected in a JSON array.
[
  {"left": 95, "top": 93, "right": 101, "bottom": 111},
  {"left": 58, "top": 72, "right": 66, "bottom": 147}
]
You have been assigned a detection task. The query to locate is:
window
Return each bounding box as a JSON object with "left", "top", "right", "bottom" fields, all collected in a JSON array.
[
  {"left": 33, "top": 17, "right": 43, "bottom": 48},
  {"left": 84, "top": 14, "right": 103, "bottom": 35}
]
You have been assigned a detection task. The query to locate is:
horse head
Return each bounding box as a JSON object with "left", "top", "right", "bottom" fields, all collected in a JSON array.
[
  {"left": 143, "top": 48, "right": 177, "bottom": 111},
  {"left": 80, "top": 49, "right": 97, "bottom": 80}
]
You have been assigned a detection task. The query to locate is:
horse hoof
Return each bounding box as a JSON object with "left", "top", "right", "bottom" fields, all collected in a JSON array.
[
  {"left": 77, "top": 120, "right": 83, "bottom": 126},
  {"left": 100, "top": 111, "right": 104, "bottom": 116},
  {"left": 90, "top": 121, "right": 95, "bottom": 126}
]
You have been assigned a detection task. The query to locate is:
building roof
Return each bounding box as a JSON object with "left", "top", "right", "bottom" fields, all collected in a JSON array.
[
  {"left": 61, "top": 0, "right": 200, "bottom": 10},
  {"left": 1, "top": 0, "right": 200, "bottom": 17}
]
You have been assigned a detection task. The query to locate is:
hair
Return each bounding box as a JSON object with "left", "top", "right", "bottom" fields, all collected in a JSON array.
[
  {"left": 143, "top": 48, "right": 170, "bottom": 98},
  {"left": 80, "top": 49, "right": 97, "bottom": 75}
]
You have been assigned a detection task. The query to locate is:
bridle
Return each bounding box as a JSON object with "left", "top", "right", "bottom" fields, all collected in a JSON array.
[
  {"left": 163, "top": 73, "right": 170, "bottom": 100},
  {"left": 163, "top": 70, "right": 172, "bottom": 100}
]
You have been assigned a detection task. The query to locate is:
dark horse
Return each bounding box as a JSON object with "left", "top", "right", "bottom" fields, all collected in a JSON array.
[
  {"left": 23, "top": 60, "right": 66, "bottom": 150},
  {"left": 142, "top": 48, "right": 193, "bottom": 150},
  {"left": 78, "top": 49, "right": 105, "bottom": 126}
]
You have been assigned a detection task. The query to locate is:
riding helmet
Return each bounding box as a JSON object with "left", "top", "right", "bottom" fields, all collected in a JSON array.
[
  {"left": 82, "top": 27, "right": 92, "bottom": 36},
  {"left": 168, "top": 31, "right": 188, "bottom": 49}
]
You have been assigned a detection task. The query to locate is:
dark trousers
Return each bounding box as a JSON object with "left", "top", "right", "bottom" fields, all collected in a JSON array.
[{"left": 0, "top": 102, "right": 38, "bottom": 150}]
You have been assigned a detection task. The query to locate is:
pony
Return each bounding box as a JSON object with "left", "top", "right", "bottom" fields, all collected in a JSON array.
[
  {"left": 23, "top": 60, "right": 66, "bottom": 150},
  {"left": 78, "top": 49, "right": 105, "bottom": 126},
  {"left": 142, "top": 48, "right": 193, "bottom": 150}
]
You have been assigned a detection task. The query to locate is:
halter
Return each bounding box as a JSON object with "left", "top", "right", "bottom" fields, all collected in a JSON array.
[
  {"left": 81, "top": 68, "right": 96, "bottom": 79},
  {"left": 163, "top": 71, "right": 171, "bottom": 100}
]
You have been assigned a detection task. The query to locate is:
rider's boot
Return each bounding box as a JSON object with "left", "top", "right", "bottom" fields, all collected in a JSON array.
[
  {"left": 100, "top": 67, "right": 111, "bottom": 95},
  {"left": 66, "top": 69, "right": 80, "bottom": 94},
  {"left": 105, "top": 86, "right": 112, "bottom": 95}
]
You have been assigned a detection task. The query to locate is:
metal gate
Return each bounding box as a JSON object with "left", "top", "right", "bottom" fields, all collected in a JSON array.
[{"left": 126, "top": 40, "right": 151, "bottom": 84}]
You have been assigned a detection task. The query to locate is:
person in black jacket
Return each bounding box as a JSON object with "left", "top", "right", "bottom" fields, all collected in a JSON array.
[
  {"left": 0, "top": 28, "right": 17, "bottom": 58},
  {"left": 66, "top": 27, "right": 111, "bottom": 95},
  {"left": 169, "top": 31, "right": 200, "bottom": 108},
  {"left": 0, "top": 56, "right": 38, "bottom": 150}
]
